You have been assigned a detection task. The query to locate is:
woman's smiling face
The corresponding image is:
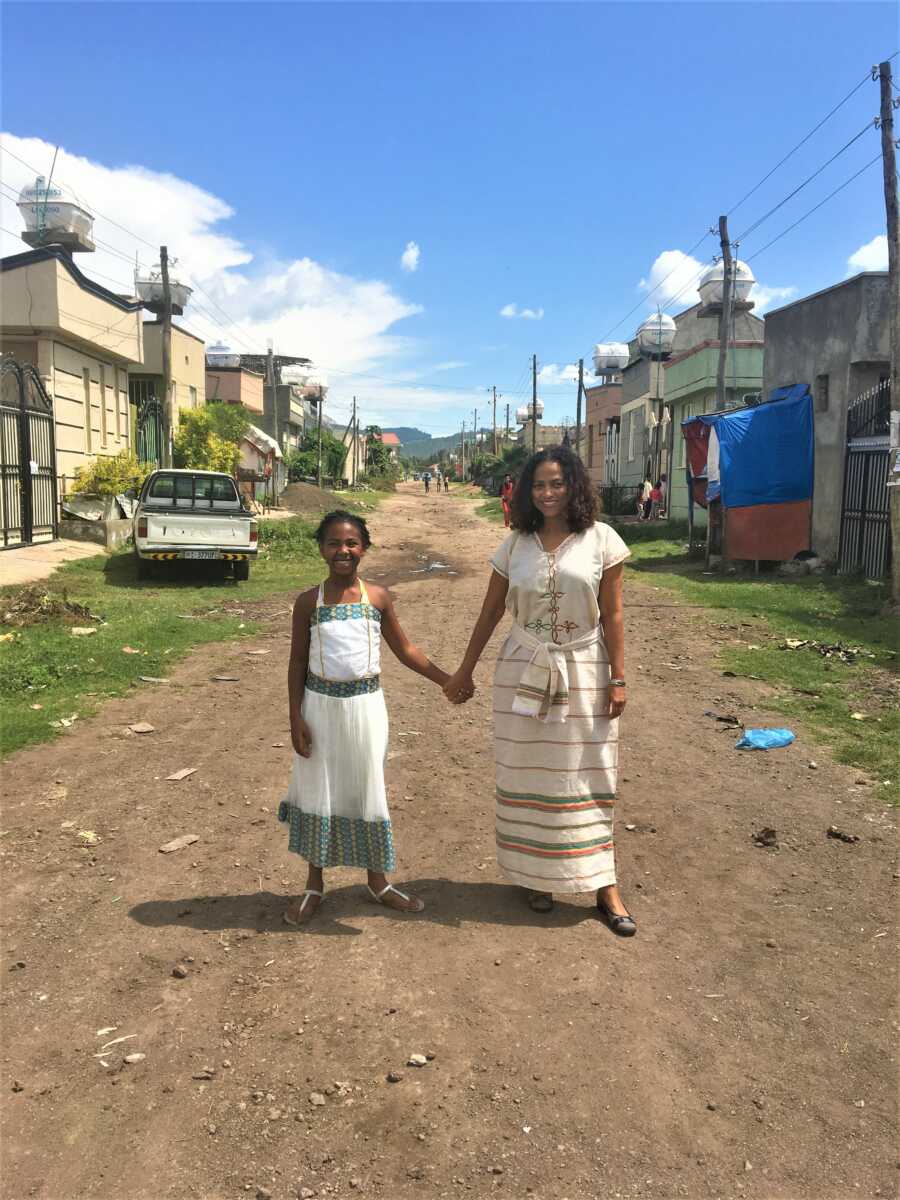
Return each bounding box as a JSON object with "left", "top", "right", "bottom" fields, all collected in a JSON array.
[{"left": 531, "top": 459, "right": 568, "bottom": 520}]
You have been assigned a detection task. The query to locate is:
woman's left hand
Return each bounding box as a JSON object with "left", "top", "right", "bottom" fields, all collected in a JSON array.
[{"left": 605, "top": 684, "right": 626, "bottom": 718}]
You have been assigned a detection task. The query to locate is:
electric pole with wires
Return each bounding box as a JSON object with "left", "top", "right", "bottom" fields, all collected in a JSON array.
[
  {"left": 531, "top": 353, "right": 538, "bottom": 454},
  {"left": 159, "top": 245, "right": 174, "bottom": 468},
  {"left": 575, "top": 358, "right": 584, "bottom": 462},
  {"left": 877, "top": 59, "right": 900, "bottom": 606}
]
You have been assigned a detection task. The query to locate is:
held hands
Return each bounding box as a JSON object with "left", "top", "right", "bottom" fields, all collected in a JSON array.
[
  {"left": 292, "top": 717, "right": 313, "bottom": 758},
  {"left": 443, "top": 668, "right": 476, "bottom": 705}
]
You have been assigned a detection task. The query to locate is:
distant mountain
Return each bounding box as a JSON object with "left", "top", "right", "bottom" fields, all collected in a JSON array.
[
  {"left": 383, "top": 427, "right": 431, "bottom": 444},
  {"left": 400, "top": 429, "right": 490, "bottom": 461}
]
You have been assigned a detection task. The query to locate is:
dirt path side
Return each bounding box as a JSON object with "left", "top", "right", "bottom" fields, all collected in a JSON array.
[{"left": 1, "top": 485, "right": 896, "bottom": 1200}]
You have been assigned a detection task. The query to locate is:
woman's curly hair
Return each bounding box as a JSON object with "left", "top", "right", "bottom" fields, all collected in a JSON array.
[{"left": 509, "top": 445, "right": 600, "bottom": 533}]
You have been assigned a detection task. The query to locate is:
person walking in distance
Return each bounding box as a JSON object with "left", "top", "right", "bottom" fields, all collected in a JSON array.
[
  {"left": 444, "top": 474, "right": 450, "bottom": 493},
  {"left": 423, "top": 471, "right": 431, "bottom": 494},
  {"left": 443, "top": 446, "right": 636, "bottom": 935},
  {"left": 280, "top": 510, "right": 455, "bottom": 925},
  {"left": 500, "top": 474, "right": 515, "bottom": 528}
]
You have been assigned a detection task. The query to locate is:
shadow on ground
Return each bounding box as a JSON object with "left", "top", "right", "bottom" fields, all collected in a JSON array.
[{"left": 129, "top": 879, "right": 601, "bottom": 937}]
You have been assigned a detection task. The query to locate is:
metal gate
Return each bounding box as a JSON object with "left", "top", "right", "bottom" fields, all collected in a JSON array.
[
  {"left": 0, "top": 358, "right": 59, "bottom": 549},
  {"left": 837, "top": 380, "right": 891, "bottom": 578},
  {"left": 129, "top": 377, "right": 163, "bottom": 466}
]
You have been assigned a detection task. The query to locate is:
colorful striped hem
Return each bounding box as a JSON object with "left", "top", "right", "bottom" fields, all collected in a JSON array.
[
  {"left": 497, "top": 832, "right": 614, "bottom": 856},
  {"left": 496, "top": 815, "right": 612, "bottom": 832},
  {"left": 497, "top": 786, "right": 615, "bottom": 803},
  {"left": 277, "top": 802, "right": 395, "bottom": 871}
]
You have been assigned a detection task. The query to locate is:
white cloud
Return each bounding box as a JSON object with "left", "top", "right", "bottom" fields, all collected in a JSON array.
[
  {"left": 538, "top": 363, "right": 579, "bottom": 385},
  {"left": 433, "top": 360, "right": 467, "bottom": 371},
  {"left": 847, "top": 234, "right": 888, "bottom": 273},
  {"left": 639, "top": 249, "right": 706, "bottom": 310},
  {"left": 0, "top": 133, "right": 465, "bottom": 423},
  {"left": 748, "top": 283, "right": 797, "bottom": 314},
  {"left": 400, "top": 240, "right": 421, "bottom": 273},
  {"left": 500, "top": 302, "right": 544, "bottom": 320}
]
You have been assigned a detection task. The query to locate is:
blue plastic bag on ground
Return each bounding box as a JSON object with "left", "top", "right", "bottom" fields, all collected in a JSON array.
[{"left": 735, "top": 728, "right": 796, "bottom": 751}]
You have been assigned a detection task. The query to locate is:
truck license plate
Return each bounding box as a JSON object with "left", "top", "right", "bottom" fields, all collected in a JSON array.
[{"left": 183, "top": 550, "right": 219, "bottom": 560}]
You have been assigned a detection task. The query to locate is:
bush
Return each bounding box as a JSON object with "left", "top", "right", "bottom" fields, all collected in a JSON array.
[
  {"left": 70, "top": 450, "right": 154, "bottom": 497},
  {"left": 174, "top": 409, "right": 238, "bottom": 473}
]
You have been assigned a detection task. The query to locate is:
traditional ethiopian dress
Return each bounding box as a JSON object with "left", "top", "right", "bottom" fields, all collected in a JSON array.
[
  {"left": 490, "top": 522, "right": 631, "bottom": 893},
  {"left": 278, "top": 581, "right": 395, "bottom": 872}
]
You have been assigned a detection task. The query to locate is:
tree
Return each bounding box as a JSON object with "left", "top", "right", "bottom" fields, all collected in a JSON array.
[
  {"left": 365, "top": 425, "right": 393, "bottom": 474},
  {"left": 174, "top": 408, "right": 239, "bottom": 473}
]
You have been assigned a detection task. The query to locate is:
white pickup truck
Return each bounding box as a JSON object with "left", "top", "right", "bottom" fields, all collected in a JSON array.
[{"left": 133, "top": 469, "right": 258, "bottom": 581}]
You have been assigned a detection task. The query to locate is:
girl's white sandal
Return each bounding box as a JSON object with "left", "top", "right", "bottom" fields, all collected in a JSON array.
[
  {"left": 366, "top": 883, "right": 425, "bottom": 913},
  {"left": 283, "top": 889, "right": 323, "bottom": 926}
]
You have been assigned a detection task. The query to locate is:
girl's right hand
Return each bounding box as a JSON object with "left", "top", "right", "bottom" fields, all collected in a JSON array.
[
  {"left": 292, "top": 718, "right": 313, "bottom": 758},
  {"left": 443, "top": 669, "right": 475, "bottom": 704}
]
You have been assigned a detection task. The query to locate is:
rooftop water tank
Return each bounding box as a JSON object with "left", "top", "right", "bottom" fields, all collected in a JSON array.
[
  {"left": 206, "top": 342, "right": 241, "bottom": 369},
  {"left": 636, "top": 313, "right": 676, "bottom": 357},
  {"left": 592, "top": 343, "right": 629, "bottom": 375},
  {"left": 698, "top": 260, "right": 755, "bottom": 307},
  {"left": 17, "top": 175, "right": 95, "bottom": 253},
  {"left": 136, "top": 266, "right": 193, "bottom": 315}
]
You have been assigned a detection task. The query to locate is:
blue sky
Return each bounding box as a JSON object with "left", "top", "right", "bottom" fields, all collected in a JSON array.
[{"left": 1, "top": 2, "right": 896, "bottom": 435}]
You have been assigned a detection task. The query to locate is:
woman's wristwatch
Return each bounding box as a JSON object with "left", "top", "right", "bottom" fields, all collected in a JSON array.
[{"left": 609, "top": 678, "right": 626, "bottom": 687}]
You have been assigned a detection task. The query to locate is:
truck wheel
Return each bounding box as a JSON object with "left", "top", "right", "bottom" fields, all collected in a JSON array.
[{"left": 233, "top": 559, "right": 250, "bottom": 581}]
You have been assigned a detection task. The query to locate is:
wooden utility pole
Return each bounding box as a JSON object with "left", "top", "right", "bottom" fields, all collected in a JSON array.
[
  {"left": 575, "top": 358, "right": 584, "bottom": 462},
  {"left": 355, "top": 415, "right": 361, "bottom": 481},
  {"left": 159, "top": 245, "right": 173, "bottom": 467},
  {"left": 473, "top": 409, "right": 478, "bottom": 463},
  {"left": 316, "top": 385, "right": 324, "bottom": 488},
  {"left": 715, "top": 216, "right": 734, "bottom": 412},
  {"left": 266, "top": 346, "right": 277, "bottom": 505},
  {"left": 492, "top": 386, "right": 498, "bottom": 455},
  {"left": 505, "top": 402, "right": 510, "bottom": 443},
  {"left": 461, "top": 421, "right": 466, "bottom": 480},
  {"left": 350, "top": 396, "right": 357, "bottom": 484},
  {"left": 531, "top": 353, "right": 538, "bottom": 454},
  {"left": 878, "top": 60, "right": 900, "bottom": 605}
]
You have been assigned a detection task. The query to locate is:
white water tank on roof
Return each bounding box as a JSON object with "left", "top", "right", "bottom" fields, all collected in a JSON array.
[
  {"left": 206, "top": 341, "right": 241, "bottom": 369},
  {"left": 136, "top": 266, "right": 193, "bottom": 313},
  {"left": 636, "top": 313, "right": 676, "bottom": 357},
  {"left": 698, "top": 259, "right": 755, "bottom": 307},
  {"left": 592, "top": 343, "right": 629, "bottom": 375},
  {"left": 17, "top": 175, "right": 95, "bottom": 252}
]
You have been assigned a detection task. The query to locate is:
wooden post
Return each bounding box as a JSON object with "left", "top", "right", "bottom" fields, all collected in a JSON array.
[
  {"left": 461, "top": 420, "right": 466, "bottom": 480},
  {"left": 505, "top": 402, "right": 510, "bottom": 443},
  {"left": 878, "top": 60, "right": 900, "bottom": 606},
  {"left": 350, "top": 396, "right": 357, "bottom": 485},
  {"left": 531, "top": 353, "right": 537, "bottom": 454},
  {"left": 492, "top": 385, "right": 498, "bottom": 456},
  {"left": 316, "top": 385, "right": 324, "bottom": 489},
  {"left": 708, "top": 216, "right": 734, "bottom": 567},
  {"left": 575, "top": 358, "right": 584, "bottom": 461},
  {"left": 159, "top": 246, "right": 173, "bottom": 467}
]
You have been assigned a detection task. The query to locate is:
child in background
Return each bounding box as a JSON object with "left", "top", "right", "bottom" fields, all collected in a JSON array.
[{"left": 279, "top": 510, "right": 456, "bottom": 924}]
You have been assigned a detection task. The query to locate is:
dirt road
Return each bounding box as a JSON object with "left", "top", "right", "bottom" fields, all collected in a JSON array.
[{"left": 2, "top": 486, "right": 896, "bottom": 1200}]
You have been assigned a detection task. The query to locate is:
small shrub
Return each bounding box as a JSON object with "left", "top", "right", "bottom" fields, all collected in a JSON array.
[
  {"left": 174, "top": 409, "right": 238, "bottom": 473},
  {"left": 70, "top": 450, "right": 154, "bottom": 497}
]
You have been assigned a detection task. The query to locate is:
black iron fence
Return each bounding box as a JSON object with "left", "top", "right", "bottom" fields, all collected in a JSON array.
[
  {"left": 838, "top": 379, "right": 891, "bottom": 579},
  {"left": 0, "top": 358, "right": 59, "bottom": 549}
]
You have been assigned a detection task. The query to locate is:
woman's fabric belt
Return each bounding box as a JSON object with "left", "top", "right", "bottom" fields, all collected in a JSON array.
[
  {"left": 306, "top": 671, "right": 381, "bottom": 698},
  {"left": 507, "top": 623, "right": 606, "bottom": 724}
]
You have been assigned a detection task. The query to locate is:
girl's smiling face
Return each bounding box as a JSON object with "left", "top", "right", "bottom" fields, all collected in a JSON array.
[{"left": 320, "top": 520, "right": 366, "bottom": 577}]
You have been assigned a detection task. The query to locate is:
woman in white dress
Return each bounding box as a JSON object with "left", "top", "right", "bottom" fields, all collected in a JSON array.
[
  {"left": 444, "top": 447, "right": 636, "bottom": 934},
  {"left": 280, "top": 511, "right": 453, "bottom": 925}
]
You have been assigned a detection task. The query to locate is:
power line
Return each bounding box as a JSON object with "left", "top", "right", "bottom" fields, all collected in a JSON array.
[
  {"left": 745, "top": 153, "right": 882, "bottom": 263},
  {"left": 736, "top": 121, "right": 877, "bottom": 242},
  {"left": 726, "top": 69, "right": 875, "bottom": 217}
]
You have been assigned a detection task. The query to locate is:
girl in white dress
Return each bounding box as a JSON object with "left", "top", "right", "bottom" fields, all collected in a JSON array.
[
  {"left": 280, "top": 511, "right": 453, "bottom": 925},
  {"left": 444, "top": 447, "right": 636, "bottom": 935}
]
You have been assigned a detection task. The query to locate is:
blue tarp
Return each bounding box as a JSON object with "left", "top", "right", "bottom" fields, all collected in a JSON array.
[{"left": 684, "top": 385, "right": 812, "bottom": 510}]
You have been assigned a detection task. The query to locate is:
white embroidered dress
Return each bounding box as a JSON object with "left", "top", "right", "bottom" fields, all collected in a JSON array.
[
  {"left": 490, "top": 522, "right": 630, "bottom": 893},
  {"left": 278, "top": 581, "right": 394, "bottom": 871}
]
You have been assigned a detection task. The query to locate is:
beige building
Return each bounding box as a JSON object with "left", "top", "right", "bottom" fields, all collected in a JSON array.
[
  {"left": 205, "top": 363, "right": 265, "bottom": 415},
  {"left": 0, "top": 246, "right": 143, "bottom": 495},
  {"left": 130, "top": 319, "right": 205, "bottom": 428}
]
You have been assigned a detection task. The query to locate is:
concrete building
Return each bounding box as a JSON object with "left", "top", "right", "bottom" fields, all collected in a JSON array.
[
  {"left": 127, "top": 320, "right": 205, "bottom": 461},
  {"left": 380, "top": 431, "right": 401, "bottom": 462},
  {"left": 205, "top": 362, "right": 265, "bottom": 416},
  {"left": 0, "top": 245, "right": 143, "bottom": 495},
  {"left": 516, "top": 421, "right": 572, "bottom": 451},
  {"left": 583, "top": 379, "right": 622, "bottom": 487},
  {"left": 260, "top": 381, "right": 318, "bottom": 452},
  {"left": 619, "top": 303, "right": 764, "bottom": 507},
  {"left": 762, "top": 272, "right": 890, "bottom": 561}
]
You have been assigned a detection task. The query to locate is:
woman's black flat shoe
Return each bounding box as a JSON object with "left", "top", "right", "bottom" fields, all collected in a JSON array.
[
  {"left": 596, "top": 896, "right": 637, "bottom": 937},
  {"left": 527, "top": 890, "right": 554, "bottom": 913}
]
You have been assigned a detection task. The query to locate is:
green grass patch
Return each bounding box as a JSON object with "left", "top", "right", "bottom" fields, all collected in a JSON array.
[
  {"left": 617, "top": 526, "right": 899, "bottom": 804},
  {"left": 0, "top": 516, "right": 329, "bottom": 757},
  {"left": 476, "top": 497, "right": 504, "bottom": 523}
]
